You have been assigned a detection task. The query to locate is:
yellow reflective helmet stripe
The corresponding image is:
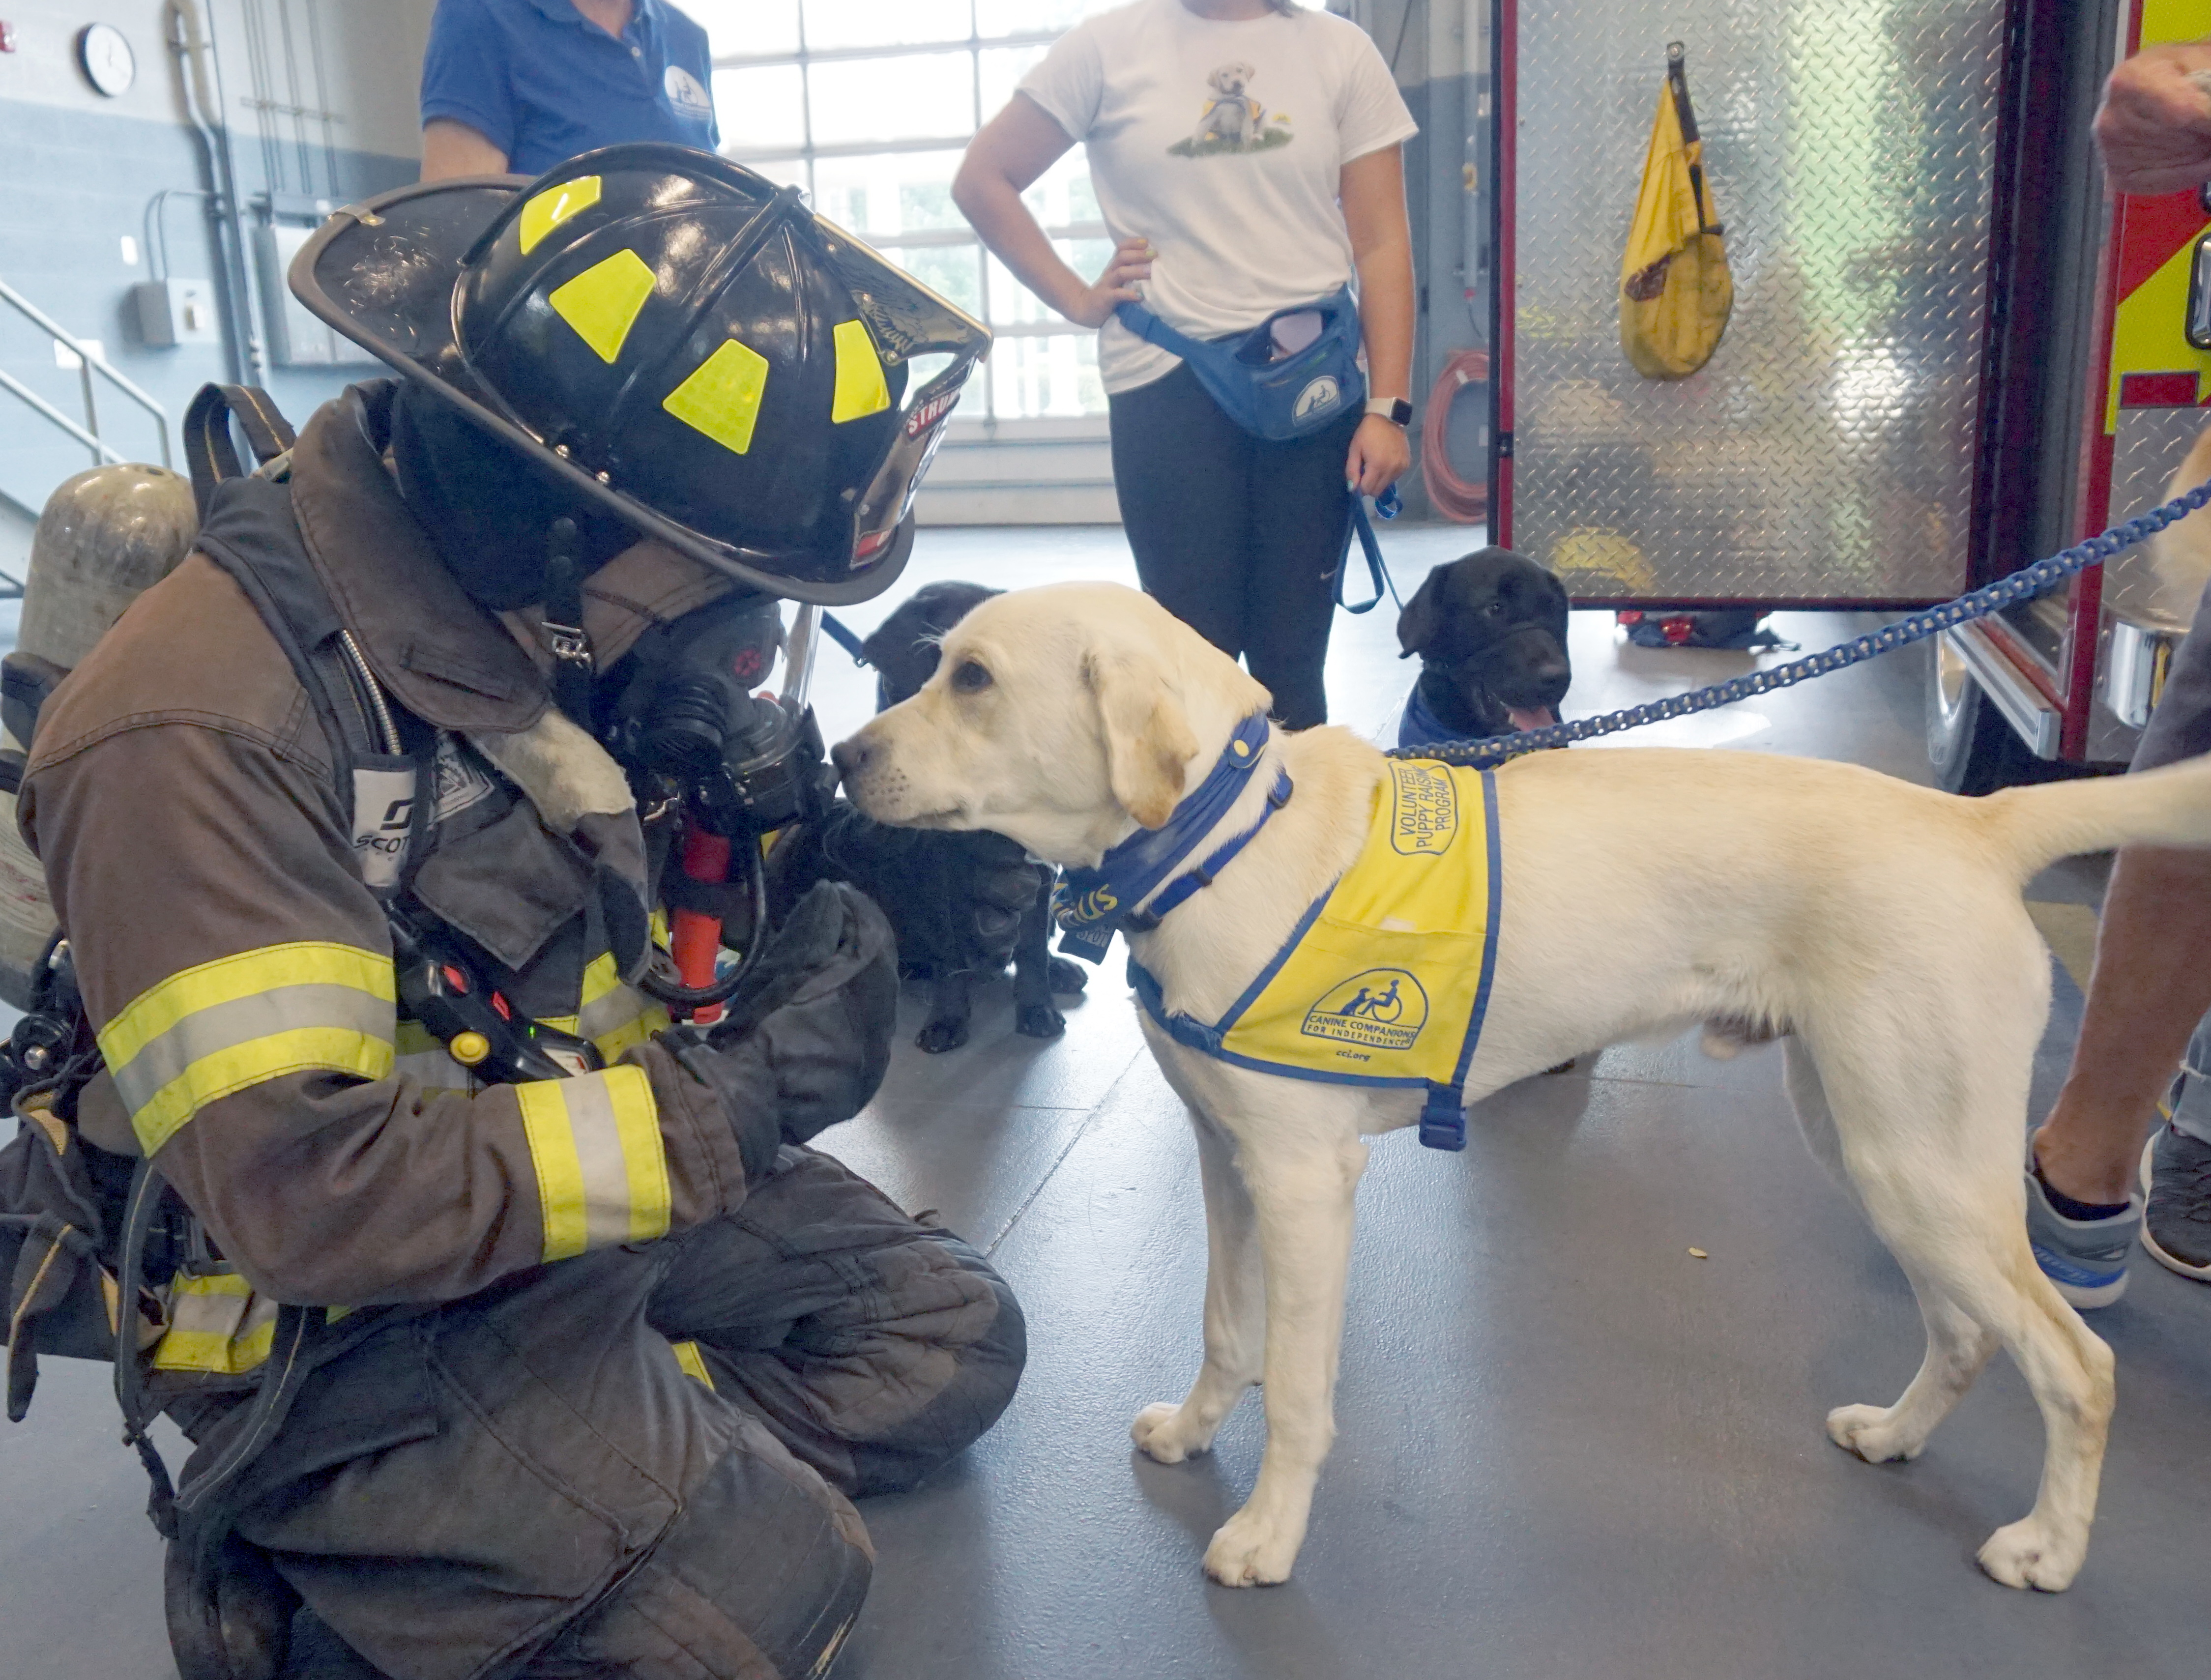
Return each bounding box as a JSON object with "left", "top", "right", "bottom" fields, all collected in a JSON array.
[
  {"left": 549, "top": 247, "right": 658, "bottom": 365},
  {"left": 515, "top": 1065, "right": 670, "bottom": 1262},
  {"left": 670, "top": 1338, "right": 715, "bottom": 1390},
  {"left": 518, "top": 174, "right": 602, "bottom": 255},
  {"left": 663, "top": 337, "right": 770, "bottom": 455},
  {"left": 99, "top": 943, "right": 397, "bottom": 1156},
  {"left": 830, "top": 319, "right": 890, "bottom": 424}
]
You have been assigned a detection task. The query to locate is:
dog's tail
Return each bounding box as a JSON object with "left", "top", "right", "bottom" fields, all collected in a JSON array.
[{"left": 1976, "top": 752, "right": 2211, "bottom": 881}]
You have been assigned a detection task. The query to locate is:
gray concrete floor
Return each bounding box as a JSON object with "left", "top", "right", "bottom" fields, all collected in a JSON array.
[{"left": 6, "top": 525, "right": 2209, "bottom": 1679}]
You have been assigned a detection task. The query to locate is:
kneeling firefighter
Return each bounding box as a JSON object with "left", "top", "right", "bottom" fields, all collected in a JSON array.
[{"left": 0, "top": 145, "right": 1020, "bottom": 1680}]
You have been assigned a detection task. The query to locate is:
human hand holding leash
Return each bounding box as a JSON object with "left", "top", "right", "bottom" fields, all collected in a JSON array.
[
  {"left": 1346, "top": 411, "right": 1411, "bottom": 497},
  {"left": 2096, "top": 40, "right": 2211, "bottom": 194}
]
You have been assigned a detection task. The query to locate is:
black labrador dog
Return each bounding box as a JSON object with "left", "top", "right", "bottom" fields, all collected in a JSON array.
[
  {"left": 857, "top": 581, "right": 1087, "bottom": 1052},
  {"left": 1396, "top": 546, "right": 1572, "bottom": 745}
]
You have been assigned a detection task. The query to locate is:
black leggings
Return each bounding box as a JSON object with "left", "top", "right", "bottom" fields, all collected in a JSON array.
[{"left": 1108, "top": 363, "right": 1361, "bottom": 729}]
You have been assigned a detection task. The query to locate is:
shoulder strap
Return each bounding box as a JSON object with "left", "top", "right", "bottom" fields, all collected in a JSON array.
[
  {"left": 1114, "top": 300, "right": 1211, "bottom": 361},
  {"left": 183, "top": 384, "right": 299, "bottom": 521},
  {"left": 193, "top": 478, "right": 374, "bottom": 775}
]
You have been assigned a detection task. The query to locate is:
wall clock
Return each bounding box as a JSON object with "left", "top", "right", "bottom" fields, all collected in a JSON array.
[{"left": 78, "top": 23, "right": 135, "bottom": 97}]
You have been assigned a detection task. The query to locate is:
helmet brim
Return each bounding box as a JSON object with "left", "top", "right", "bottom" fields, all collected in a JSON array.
[{"left": 289, "top": 168, "right": 944, "bottom": 607}]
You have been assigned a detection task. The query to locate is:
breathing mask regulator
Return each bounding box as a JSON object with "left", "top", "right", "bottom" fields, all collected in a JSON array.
[
  {"left": 593, "top": 584, "right": 839, "bottom": 1016},
  {"left": 284, "top": 142, "right": 991, "bottom": 1027}
]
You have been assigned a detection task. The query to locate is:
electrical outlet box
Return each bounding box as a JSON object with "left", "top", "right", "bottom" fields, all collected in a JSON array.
[{"left": 132, "top": 277, "right": 222, "bottom": 348}]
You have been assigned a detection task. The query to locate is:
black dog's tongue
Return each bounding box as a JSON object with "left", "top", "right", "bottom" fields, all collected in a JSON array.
[{"left": 1507, "top": 706, "right": 1557, "bottom": 733}]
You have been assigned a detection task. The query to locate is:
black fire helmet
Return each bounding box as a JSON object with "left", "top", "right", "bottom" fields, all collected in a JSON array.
[{"left": 288, "top": 143, "right": 990, "bottom": 606}]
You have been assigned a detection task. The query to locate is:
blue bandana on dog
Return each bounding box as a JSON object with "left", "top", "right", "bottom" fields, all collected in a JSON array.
[
  {"left": 1054, "top": 713, "right": 1278, "bottom": 962},
  {"left": 1397, "top": 679, "right": 1460, "bottom": 750}
]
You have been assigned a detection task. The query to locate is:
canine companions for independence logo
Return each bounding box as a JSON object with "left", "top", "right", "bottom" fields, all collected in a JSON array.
[
  {"left": 1293, "top": 376, "right": 1340, "bottom": 420},
  {"left": 1387, "top": 762, "right": 1458, "bottom": 855},
  {"left": 1303, "top": 968, "right": 1429, "bottom": 1051}
]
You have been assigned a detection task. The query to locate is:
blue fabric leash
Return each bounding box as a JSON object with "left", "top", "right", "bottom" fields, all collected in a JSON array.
[
  {"left": 1053, "top": 713, "right": 1276, "bottom": 962},
  {"left": 1335, "top": 483, "right": 1402, "bottom": 614},
  {"left": 818, "top": 612, "right": 867, "bottom": 663}
]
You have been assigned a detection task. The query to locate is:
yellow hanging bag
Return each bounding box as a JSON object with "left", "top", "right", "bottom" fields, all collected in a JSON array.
[{"left": 1620, "top": 42, "right": 1732, "bottom": 379}]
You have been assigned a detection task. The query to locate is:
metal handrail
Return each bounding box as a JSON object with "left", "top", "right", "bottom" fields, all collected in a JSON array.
[{"left": 0, "top": 277, "right": 173, "bottom": 469}]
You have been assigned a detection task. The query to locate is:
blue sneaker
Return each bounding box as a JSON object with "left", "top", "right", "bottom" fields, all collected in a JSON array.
[{"left": 2025, "top": 1165, "right": 2141, "bottom": 1308}]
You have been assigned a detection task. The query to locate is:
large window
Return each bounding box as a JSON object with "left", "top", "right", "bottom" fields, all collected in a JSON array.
[{"left": 689, "top": 1, "right": 1120, "bottom": 424}]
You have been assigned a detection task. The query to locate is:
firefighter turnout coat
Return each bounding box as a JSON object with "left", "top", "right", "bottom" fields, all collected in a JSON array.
[{"left": 17, "top": 383, "right": 759, "bottom": 1356}]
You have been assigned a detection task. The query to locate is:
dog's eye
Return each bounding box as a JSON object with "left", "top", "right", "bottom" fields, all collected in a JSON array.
[
  {"left": 951, "top": 660, "right": 993, "bottom": 694},
  {"left": 1485, "top": 601, "right": 1507, "bottom": 617}
]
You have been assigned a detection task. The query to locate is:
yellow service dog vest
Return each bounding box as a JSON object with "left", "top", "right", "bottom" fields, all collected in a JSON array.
[{"left": 1130, "top": 759, "right": 1501, "bottom": 1149}]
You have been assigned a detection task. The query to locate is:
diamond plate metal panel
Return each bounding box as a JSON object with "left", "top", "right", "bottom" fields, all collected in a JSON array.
[
  {"left": 2104, "top": 404, "right": 2211, "bottom": 628},
  {"left": 1513, "top": 0, "right": 2007, "bottom": 602}
]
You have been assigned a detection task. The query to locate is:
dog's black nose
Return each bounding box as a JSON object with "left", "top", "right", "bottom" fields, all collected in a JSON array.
[{"left": 831, "top": 738, "right": 870, "bottom": 782}]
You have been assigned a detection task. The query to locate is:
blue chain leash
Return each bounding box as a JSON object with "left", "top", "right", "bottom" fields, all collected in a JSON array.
[{"left": 1393, "top": 475, "right": 2211, "bottom": 767}]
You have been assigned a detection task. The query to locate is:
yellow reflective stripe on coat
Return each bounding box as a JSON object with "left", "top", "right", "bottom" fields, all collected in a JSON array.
[
  {"left": 575, "top": 950, "right": 670, "bottom": 1063},
  {"left": 670, "top": 1338, "right": 715, "bottom": 1390},
  {"left": 100, "top": 942, "right": 397, "bottom": 1156},
  {"left": 151, "top": 1272, "right": 279, "bottom": 1375},
  {"left": 1138, "top": 761, "right": 1504, "bottom": 1090},
  {"left": 515, "top": 1065, "right": 669, "bottom": 1261}
]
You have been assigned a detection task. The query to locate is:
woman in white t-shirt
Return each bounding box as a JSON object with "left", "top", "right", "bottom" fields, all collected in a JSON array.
[{"left": 953, "top": 0, "right": 1417, "bottom": 728}]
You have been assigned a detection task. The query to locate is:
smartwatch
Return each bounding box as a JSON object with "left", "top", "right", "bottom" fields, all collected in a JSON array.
[{"left": 1365, "top": 396, "right": 1413, "bottom": 427}]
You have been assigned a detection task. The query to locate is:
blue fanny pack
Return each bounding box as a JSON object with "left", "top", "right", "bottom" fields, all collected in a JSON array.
[{"left": 1115, "top": 286, "right": 1365, "bottom": 442}]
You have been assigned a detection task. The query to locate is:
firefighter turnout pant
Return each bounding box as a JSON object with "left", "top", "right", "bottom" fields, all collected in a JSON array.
[{"left": 168, "top": 1148, "right": 1024, "bottom": 1680}]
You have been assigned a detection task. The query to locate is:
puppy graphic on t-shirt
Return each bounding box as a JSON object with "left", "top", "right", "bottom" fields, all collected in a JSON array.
[{"left": 1175, "top": 63, "right": 1293, "bottom": 157}]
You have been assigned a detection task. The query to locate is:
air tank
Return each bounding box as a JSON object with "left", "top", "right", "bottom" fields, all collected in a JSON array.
[{"left": 0, "top": 463, "right": 197, "bottom": 1009}]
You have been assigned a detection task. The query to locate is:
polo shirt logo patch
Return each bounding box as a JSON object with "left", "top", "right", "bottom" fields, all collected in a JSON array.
[
  {"left": 665, "top": 64, "right": 713, "bottom": 115},
  {"left": 1302, "top": 968, "right": 1428, "bottom": 1053}
]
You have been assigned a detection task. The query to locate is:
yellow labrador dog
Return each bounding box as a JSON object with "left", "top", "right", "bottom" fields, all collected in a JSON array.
[{"left": 833, "top": 581, "right": 2211, "bottom": 1593}]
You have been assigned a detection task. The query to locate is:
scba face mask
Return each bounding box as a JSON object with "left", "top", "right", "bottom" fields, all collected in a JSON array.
[{"left": 598, "top": 594, "right": 831, "bottom": 843}]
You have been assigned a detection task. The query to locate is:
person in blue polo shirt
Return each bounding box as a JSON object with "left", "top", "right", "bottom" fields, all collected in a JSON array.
[{"left": 421, "top": 0, "right": 718, "bottom": 180}]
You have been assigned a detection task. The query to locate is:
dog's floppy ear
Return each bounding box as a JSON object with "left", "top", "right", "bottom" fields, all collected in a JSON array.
[
  {"left": 1396, "top": 569, "right": 1445, "bottom": 660},
  {"left": 1084, "top": 650, "right": 1199, "bottom": 829}
]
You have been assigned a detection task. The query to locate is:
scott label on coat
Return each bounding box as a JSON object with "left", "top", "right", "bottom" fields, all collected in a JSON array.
[{"left": 352, "top": 764, "right": 417, "bottom": 890}]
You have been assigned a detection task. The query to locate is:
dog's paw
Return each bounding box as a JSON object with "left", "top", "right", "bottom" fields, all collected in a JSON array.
[
  {"left": 1046, "top": 956, "right": 1089, "bottom": 995},
  {"left": 915, "top": 1018, "right": 970, "bottom": 1055},
  {"left": 1825, "top": 1402, "right": 1925, "bottom": 1464},
  {"left": 1130, "top": 1401, "right": 1213, "bottom": 1464},
  {"left": 1977, "top": 1518, "right": 2084, "bottom": 1592},
  {"left": 1201, "top": 1509, "right": 1299, "bottom": 1588},
  {"left": 1016, "top": 1002, "right": 1066, "bottom": 1040}
]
